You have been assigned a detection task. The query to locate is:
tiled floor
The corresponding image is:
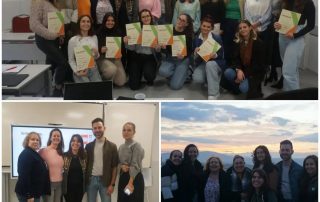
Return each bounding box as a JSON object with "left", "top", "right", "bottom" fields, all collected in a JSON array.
[{"left": 113, "top": 68, "right": 318, "bottom": 100}]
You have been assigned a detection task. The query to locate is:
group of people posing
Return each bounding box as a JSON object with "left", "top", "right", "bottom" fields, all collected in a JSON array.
[
  {"left": 161, "top": 140, "right": 318, "bottom": 202},
  {"left": 15, "top": 118, "right": 145, "bottom": 202},
  {"left": 30, "top": 0, "right": 315, "bottom": 99}
]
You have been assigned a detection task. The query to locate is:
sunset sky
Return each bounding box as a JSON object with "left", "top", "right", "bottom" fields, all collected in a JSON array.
[{"left": 161, "top": 102, "right": 318, "bottom": 159}]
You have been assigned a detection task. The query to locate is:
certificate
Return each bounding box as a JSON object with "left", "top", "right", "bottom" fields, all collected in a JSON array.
[
  {"left": 197, "top": 37, "right": 221, "bottom": 62},
  {"left": 157, "top": 24, "right": 173, "bottom": 45},
  {"left": 105, "top": 37, "right": 122, "bottom": 59},
  {"left": 141, "top": 25, "right": 158, "bottom": 47},
  {"left": 171, "top": 35, "right": 187, "bottom": 57},
  {"left": 74, "top": 45, "right": 95, "bottom": 72},
  {"left": 126, "top": 23, "right": 142, "bottom": 45},
  {"left": 276, "top": 9, "right": 301, "bottom": 35},
  {"left": 48, "top": 11, "right": 65, "bottom": 35}
]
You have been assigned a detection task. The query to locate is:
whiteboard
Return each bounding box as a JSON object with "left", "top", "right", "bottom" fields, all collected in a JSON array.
[
  {"left": 104, "top": 103, "right": 157, "bottom": 168},
  {"left": 2, "top": 102, "right": 104, "bottom": 166}
]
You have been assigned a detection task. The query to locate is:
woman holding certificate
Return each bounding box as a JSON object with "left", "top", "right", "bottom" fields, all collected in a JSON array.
[
  {"left": 223, "top": 20, "right": 266, "bottom": 99},
  {"left": 97, "top": 12, "right": 126, "bottom": 86},
  {"left": 68, "top": 15, "right": 102, "bottom": 82},
  {"left": 124, "top": 9, "right": 158, "bottom": 90},
  {"left": 193, "top": 16, "right": 225, "bottom": 100},
  {"left": 118, "top": 122, "right": 145, "bottom": 202},
  {"left": 158, "top": 13, "right": 194, "bottom": 90},
  {"left": 30, "top": 0, "right": 69, "bottom": 96},
  {"left": 274, "top": 0, "right": 315, "bottom": 91}
]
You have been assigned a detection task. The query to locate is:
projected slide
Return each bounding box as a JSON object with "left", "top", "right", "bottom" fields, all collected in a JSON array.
[{"left": 11, "top": 125, "right": 94, "bottom": 178}]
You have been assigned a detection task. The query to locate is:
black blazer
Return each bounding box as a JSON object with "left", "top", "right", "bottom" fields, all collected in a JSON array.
[
  {"left": 15, "top": 147, "right": 50, "bottom": 199},
  {"left": 232, "top": 38, "right": 266, "bottom": 79}
]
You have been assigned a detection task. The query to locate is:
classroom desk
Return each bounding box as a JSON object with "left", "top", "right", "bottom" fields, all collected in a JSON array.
[
  {"left": 2, "top": 32, "right": 46, "bottom": 63},
  {"left": 2, "top": 64, "right": 51, "bottom": 97}
]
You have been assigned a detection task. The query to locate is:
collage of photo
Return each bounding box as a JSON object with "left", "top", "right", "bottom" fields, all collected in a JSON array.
[{"left": 1, "top": 0, "right": 319, "bottom": 202}]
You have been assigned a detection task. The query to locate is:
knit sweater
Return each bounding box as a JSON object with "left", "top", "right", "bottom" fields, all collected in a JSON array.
[
  {"left": 29, "top": 0, "right": 60, "bottom": 40},
  {"left": 139, "top": 0, "right": 161, "bottom": 19},
  {"left": 39, "top": 147, "right": 64, "bottom": 182}
]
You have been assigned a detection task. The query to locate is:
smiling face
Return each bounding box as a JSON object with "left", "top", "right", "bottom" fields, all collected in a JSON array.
[
  {"left": 233, "top": 157, "right": 245, "bottom": 173},
  {"left": 122, "top": 123, "right": 135, "bottom": 141},
  {"left": 238, "top": 22, "right": 251, "bottom": 39},
  {"left": 80, "top": 16, "right": 91, "bottom": 32},
  {"left": 209, "top": 157, "right": 221, "bottom": 173},
  {"left": 170, "top": 150, "right": 182, "bottom": 166},
  {"left": 50, "top": 130, "right": 61, "bottom": 146},
  {"left": 92, "top": 121, "right": 105, "bottom": 140},
  {"left": 176, "top": 14, "right": 188, "bottom": 29},
  {"left": 188, "top": 146, "right": 198, "bottom": 162},
  {"left": 279, "top": 144, "right": 293, "bottom": 161},
  {"left": 305, "top": 158, "right": 317, "bottom": 176},
  {"left": 28, "top": 134, "right": 40, "bottom": 150},
  {"left": 71, "top": 136, "right": 82, "bottom": 153},
  {"left": 252, "top": 171, "right": 265, "bottom": 190},
  {"left": 200, "top": 21, "right": 213, "bottom": 36},
  {"left": 140, "top": 11, "right": 152, "bottom": 25},
  {"left": 256, "top": 148, "right": 266, "bottom": 162},
  {"left": 105, "top": 16, "right": 115, "bottom": 29}
]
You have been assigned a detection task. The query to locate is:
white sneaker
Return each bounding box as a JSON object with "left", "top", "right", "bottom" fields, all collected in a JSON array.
[{"left": 208, "top": 94, "right": 220, "bottom": 100}]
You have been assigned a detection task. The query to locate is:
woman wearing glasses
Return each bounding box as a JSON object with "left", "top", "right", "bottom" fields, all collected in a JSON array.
[
  {"left": 161, "top": 150, "right": 183, "bottom": 201},
  {"left": 124, "top": 9, "right": 158, "bottom": 90},
  {"left": 158, "top": 13, "right": 194, "bottom": 90}
]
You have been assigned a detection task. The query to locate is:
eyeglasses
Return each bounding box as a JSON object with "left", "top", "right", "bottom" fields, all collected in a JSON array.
[
  {"left": 141, "top": 15, "right": 151, "bottom": 19},
  {"left": 178, "top": 17, "right": 187, "bottom": 23}
]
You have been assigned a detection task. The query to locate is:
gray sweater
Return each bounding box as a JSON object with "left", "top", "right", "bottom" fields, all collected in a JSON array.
[{"left": 118, "top": 139, "right": 144, "bottom": 179}]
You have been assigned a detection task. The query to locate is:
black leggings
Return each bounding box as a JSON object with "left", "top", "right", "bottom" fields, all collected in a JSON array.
[{"left": 118, "top": 172, "right": 144, "bottom": 202}]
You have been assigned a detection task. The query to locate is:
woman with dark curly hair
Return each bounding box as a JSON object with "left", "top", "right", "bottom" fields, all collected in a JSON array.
[
  {"left": 252, "top": 145, "right": 278, "bottom": 192},
  {"left": 180, "top": 144, "right": 203, "bottom": 202},
  {"left": 248, "top": 169, "right": 278, "bottom": 202},
  {"left": 299, "top": 155, "right": 318, "bottom": 202}
]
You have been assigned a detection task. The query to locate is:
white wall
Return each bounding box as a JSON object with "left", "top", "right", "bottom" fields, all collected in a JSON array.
[{"left": 2, "top": 0, "right": 32, "bottom": 31}]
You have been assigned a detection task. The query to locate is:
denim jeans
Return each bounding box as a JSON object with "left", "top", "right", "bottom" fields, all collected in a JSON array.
[
  {"left": 87, "top": 176, "right": 111, "bottom": 202},
  {"left": 193, "top": 61, "right": 222, "bottom": 96},
  {"left": 43, "top": 181, "right": 62, "bottom": 202},
  {"left": 279, "top": 26, "right": 305, "bottom": 91},
  {"left": 73, "top": 67, "right": 102, "bottom": 83},
  {"left": 158, "top": 57, "right": 190, "bottom": 90},
  {"left": 16, "top": 194, "right": 40, "bottom": 202},
  {"left": 224, "top": 68, "right": 249, "bottom": 93}
]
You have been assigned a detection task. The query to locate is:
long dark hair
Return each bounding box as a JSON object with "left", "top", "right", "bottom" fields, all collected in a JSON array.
[
  {"left": 76, "top": 15, "right": 95, "bottom": 36},
  {"left": 282, "top": 0, "right": 307, "bottom": 13},
  {"left": 248, "top": 169, "right": 271, "bottom": 201},
  {"left": 179, "top": 13, "right": 194, "bottom": 39},
  {"left": 300, "top": 155, "right": 318, "bottom": 198},
  {"left": 47, "top": 128, "right": 64, "bottom": 156},
  {"left": 183, "top": 144, "right": 199, "bottom": 161},
  {"left": 97, "top": 12, "right": 121, "bottom": 35},
  {"left": 139, "top": 9, "right": 154, "bottom": 26},
  {"left": 66, "top": 134, "right": 86, "bottom": 160},
  {"left": 252, "top": 145, "right": 275, "bottom": 173}
]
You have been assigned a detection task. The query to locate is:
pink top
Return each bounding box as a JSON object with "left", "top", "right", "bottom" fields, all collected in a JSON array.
[
  {"left": 139, "top": 0, "right": 161, "bottom": 19},
  {"left": 39, "top": 147, "right": 64, "bottom": 182}
]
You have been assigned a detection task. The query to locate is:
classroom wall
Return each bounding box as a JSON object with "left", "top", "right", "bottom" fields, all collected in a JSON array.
[{"left": 2, "top": 102, "right": 159, "bottom": 202}]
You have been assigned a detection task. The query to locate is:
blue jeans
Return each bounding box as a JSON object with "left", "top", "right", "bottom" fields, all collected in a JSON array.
[
  {"left": 193, "top": 61, "right": 222, "bottom": 96},
  {"left": 87, "top": 176, "right": 111, "bottom": 202},
  {"left": 224, "top": 68, "right": 249, "bottom": 93},
  {"left": 16, "top": 194, "right": 40, "bottom": 202},
  {"left": 158, "top": 57, "right": 190, "bottom": 90},
  {"left": 279, "top": 26, "right": 305, "bottom": 91}
]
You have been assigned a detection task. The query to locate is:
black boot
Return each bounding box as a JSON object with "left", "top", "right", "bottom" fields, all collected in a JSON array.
[
  {"left": 264, "top": 69, "right": 278, "bottom": 85},
  {"left": 271, "top": 75, "right": 283, "bottom": 89}
]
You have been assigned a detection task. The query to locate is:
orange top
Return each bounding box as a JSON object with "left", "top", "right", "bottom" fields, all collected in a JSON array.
[{"left": 78, "top": 0, "right": 91, "bottom": 18}]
